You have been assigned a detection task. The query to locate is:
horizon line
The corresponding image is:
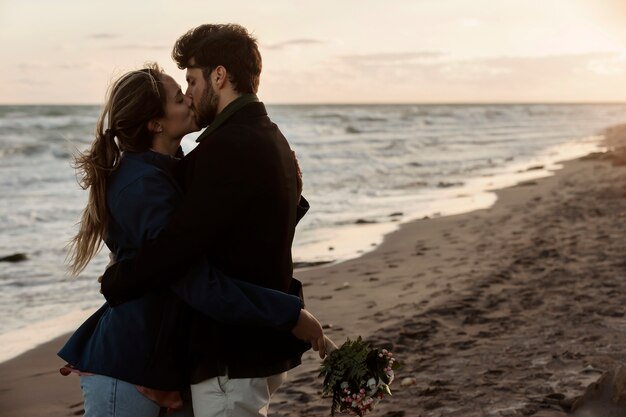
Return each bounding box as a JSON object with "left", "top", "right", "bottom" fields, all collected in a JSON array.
[{"left": 2, "top": 101, "right": 626, "bottom": 106}]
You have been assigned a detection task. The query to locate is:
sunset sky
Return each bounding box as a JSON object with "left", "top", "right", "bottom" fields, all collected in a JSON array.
[{"left": 1, "top": 0, "right": 626, "bottom": 104}]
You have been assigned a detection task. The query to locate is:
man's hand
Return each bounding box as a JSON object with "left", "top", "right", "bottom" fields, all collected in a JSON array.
[
  {"left": 324, "top": 335, "right": 338, "bottom": 354},
  {"left": 291, "top": 309, "right": 326, "bottom": 359},
  {"left": 99, "top": 259, "right": 142, "bottom": 306}
]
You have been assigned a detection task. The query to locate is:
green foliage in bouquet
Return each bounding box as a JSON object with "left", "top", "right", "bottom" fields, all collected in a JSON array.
[{"left": 319, "top": 337, "right": 400, "bottom": 416}]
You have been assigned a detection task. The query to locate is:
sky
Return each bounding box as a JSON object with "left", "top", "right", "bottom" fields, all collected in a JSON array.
[{"left": 1, "top": 0, "right": 626, "bottom": 104}]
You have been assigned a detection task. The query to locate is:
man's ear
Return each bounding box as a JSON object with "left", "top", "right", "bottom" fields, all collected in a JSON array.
[
  {"left": 214, "top": 66, "right": 228, "bottom": 89},
  {"left": 148, "top": 119, "right": 162, "bottom": 134}
]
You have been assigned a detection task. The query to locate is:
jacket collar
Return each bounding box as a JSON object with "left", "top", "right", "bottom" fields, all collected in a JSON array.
[
  {"left": 195, "top": 94, "right": 263, "bottom": 143},
  {"left": 123, "top": 150, "right": 180, "bottom": 172}
]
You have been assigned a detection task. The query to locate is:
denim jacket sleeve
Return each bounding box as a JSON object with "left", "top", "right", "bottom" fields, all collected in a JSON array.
[{"left": 107, "top": 169, "right": 301, "bottom": 330}]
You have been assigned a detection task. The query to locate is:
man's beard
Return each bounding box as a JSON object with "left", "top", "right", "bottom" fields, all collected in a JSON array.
[{"left": 194, "top": 84, "right": 219, "bottom": 128}]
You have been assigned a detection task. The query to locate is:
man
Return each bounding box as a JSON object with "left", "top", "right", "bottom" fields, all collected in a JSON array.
[{"left": 101, "top": 24, "right": 325, "bottom": 416}]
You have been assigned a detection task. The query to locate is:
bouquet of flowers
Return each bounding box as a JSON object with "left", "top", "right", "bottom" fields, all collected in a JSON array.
[{"left": 319, "top": 337, "right": 399, "bottom": 416}]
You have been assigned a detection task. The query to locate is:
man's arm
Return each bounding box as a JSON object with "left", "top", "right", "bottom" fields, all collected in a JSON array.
[
  {"left": 156, "top": 256, "right": 326, "bottom": 356},
  {"left": 103, "top": 168, "right": 313, "bottom": 333},
  {"left": 101, "top": 134, "right": 264, "bottom": 302},
  {"left": 102, "top": 134, "right": 307, "bottom": 304},
  {"left": 102, "top": 193, "right": 308, "bottom": 306},
  {"left": 170, "top": 257, "right": 302, "bottom": 330},
  {"left": 101, "top": 194, "right": 308, "bottom": 305}
]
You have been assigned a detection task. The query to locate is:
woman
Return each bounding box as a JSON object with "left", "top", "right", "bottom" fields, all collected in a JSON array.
[{"left": 59, "top": 64, "right": 324, "bottom": 417}]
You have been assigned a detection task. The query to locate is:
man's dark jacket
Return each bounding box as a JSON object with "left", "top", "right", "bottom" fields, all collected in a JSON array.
[
  {"left": 58, "top": 151, "right": 304, "bottom": 390},
  {"left": 101, "top": 99, "right": 310, "bottom": 382}
]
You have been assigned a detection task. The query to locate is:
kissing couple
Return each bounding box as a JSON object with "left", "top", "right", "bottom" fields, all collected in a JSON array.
[{"left": 59, "top": 23, "right": 334, "bottom": 417}]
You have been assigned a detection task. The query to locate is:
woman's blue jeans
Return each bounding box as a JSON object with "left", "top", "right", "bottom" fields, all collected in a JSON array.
[{"left": 80, "top": 375, "right": 193, "bottom": 417}]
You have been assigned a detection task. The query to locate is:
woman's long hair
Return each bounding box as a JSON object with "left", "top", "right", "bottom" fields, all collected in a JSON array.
[{"left": 67, "top": 63, "right": 167, "bottom": 276}]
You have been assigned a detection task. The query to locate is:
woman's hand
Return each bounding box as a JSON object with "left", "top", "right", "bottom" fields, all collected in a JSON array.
[{"left": 291, "top": 309, "right": 326, "bottom": 359}]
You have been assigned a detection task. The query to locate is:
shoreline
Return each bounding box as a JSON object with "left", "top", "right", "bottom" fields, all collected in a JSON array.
[
  {"left": 3, "top": 125, "right": 626, "bottom": 416},
  {"left": 293, "top": 131, "right": 603, "bottom": 266}
]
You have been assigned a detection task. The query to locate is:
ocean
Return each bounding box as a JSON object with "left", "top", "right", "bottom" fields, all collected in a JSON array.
[{"left": 1, "top": 103, "right": 625, "bottom": 362}]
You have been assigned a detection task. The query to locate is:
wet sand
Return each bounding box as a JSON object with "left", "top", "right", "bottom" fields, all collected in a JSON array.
[{"left": 4, "top": 126, "right": 626, "bottom": 416}]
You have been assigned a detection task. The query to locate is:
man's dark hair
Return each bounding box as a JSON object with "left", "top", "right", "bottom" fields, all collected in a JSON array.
[{"left": 172, "top": 24, "right": 262, "bottom": 94}]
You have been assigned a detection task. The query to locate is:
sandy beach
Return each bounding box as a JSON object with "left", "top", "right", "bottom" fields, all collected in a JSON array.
[{"left": 4, "top": 126, "right": 626, "bottom": 417}]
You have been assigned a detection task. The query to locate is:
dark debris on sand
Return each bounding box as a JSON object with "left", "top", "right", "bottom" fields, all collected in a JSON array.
[{"left": 0, "top": 253, "right": 28, "bottom": 262}]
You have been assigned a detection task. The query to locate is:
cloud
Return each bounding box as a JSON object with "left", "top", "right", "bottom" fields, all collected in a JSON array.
[
  {"left": 89, "top": 33, "right": 118, "bottom": 39},
  {"left": 438, "top": 61, "right": 511, "bottom": 80},
  {"left": 18, "top": 62, "right": 90, "bottom": 70},
  {"left": 338, "top": 51, "right": 445, "bottom": 66},
  {"left": 448, "top": 53, "right": 625, "bottom": 80},
  {"left": 18, "top": 63, "right": 41, "bottom": 70},
  {"left": 320, "top": 51, "right": 626, "bottom": 102},
  {"left": 109, "top": 44, "right": 169, "bottom": 50},
  {"left": 337, "top": 51, "right": 624, "bottom": 80},
  {"left": 458, "top": 17, "right": 481, "bottom": 27},
  {"left": 585, "top": 54, "right": 626, "bottom": 75},
  {"left": 14, "top": 78, "right": 48, "bottom": 86},
  {"left": 264, "top": 39, "right": 325, "bottom": 50}
]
